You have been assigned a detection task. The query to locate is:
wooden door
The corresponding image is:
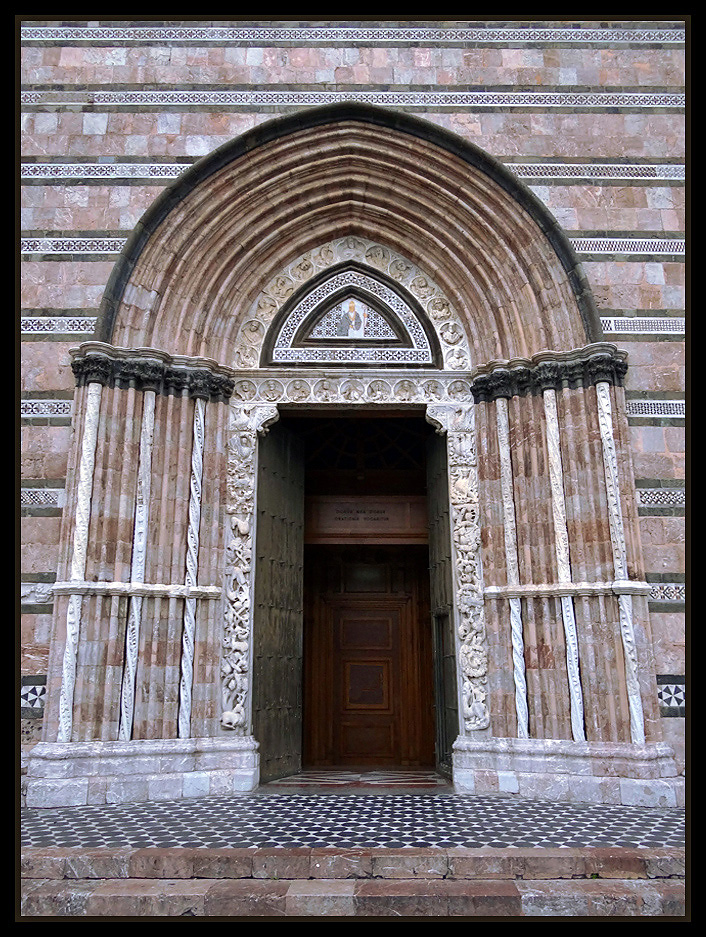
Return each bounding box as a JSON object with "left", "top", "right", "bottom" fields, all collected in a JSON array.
[
  {"left": 304, "top": 546, "right": 434, "bottom": 767},
  {"left": 426, "top": 431, "right": 459, "bottom": 773},
  {"left": 252, "top": 423, "right": 305, "bottom": 782}
]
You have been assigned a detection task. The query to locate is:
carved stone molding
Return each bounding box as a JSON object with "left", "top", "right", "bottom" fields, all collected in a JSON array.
[
  {"left": 220, "top": 404, "right": 280, "bottom": 733},
  {"left": 426, "top": 405, "right": 490, "bottom": 733},
  {"left": 238, "top": 237, "right": 469, "bottom": 372},
  {"left": 471, "top": 344, "right": 628, "bottom": 402}
]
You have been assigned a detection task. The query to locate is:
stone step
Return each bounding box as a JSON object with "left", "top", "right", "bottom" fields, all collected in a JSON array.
[
  {"left": 20, "top": 846, "right": 686, "bottom": 917},
  {"left": 21, "top": 845, "right": 685, "bottom": 882},
  {"left": 20, "top": 876, "right": 686, "bottom": 917}
]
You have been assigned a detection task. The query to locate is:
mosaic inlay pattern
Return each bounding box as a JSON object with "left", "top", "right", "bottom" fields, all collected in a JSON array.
[
  {"left": 649, "top": 583, "right": 686, "bottom": 602},
  {"left": 20, "top": 399, "right": 73, "bottom": 417},
  {"left": 20, "top": 488, "right": 64, "bottom": 507},
  {"left": 601, "top": 317, "right": 685, "bottom": 334},
  {"left": 20, "top": 236, "right": 686, "bottom": 258},
  {"left": 657, "top": 677, "right": 686, "bottom": 716},
  {"left": 636, "top": 488, "right": 685, "bottom": 507},
  {"left": 21, "top": 316, "right": 97, "bottom": 334},
  {"left": 20, "top": 161, "right": 686, "bottom": 183},
  {"left": 20, "top": 25, "right": 686, "bottom": 44},
  {"left": 20, "top": 792, "right": 686, "bottom": 850},
  {"left": 309, "top": 299, "right": 398, "bottom": 340},
  {"left": 625, "top": 399, "right": 685, "bottom": 418},
  {"left": 19, "top": 90, "right": 686, "bottom": 109},
  {"left": 21, "top": 677, "right": 47, "bottom": 716}
]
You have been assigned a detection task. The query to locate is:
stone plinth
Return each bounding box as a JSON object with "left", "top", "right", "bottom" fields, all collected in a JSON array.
[
  {"left": 24, "top": 737, "right": 259, "bottom": 807},
  {"left": 452, "top": 736, "right": 684, "bottom": 807}
]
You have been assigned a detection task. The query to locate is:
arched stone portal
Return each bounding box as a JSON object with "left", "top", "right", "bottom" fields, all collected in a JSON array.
[{"left": 26, "top": 104, "right": 682, "bottom": 808}]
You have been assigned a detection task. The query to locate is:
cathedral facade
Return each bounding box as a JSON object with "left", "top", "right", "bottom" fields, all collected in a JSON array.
[{"left": 20, "top": 20, "right": 686, "bottom": 808}]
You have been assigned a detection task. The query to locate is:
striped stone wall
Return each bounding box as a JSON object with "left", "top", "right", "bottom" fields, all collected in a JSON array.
[{"left": 20, "top": 19, "right": 686, "bottom": 766}]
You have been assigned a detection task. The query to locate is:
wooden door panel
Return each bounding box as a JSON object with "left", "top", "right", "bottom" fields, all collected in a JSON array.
[{"left": 304, "top": 546, "right": 434, "bottom": 767}]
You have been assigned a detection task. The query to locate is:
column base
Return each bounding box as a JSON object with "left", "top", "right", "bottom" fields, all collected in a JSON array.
[
  {"left": 452, "top": 736, "right": 684, "bottom": 807},
  {"left": 24, "top": 737, "right": 260, "bottom": 808}
]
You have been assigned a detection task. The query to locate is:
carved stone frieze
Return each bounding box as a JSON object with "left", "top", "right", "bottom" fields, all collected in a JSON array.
[
  {"left": 220, "top": 405, "right": 279, "bottom": 733},
  {"left": 426, "top": 405, "right": 490, "bottom": 733},
  {"left": 70, "top": 344, "right": 235, "bottom": 401},
  {"left": 471, "top": 344, "right": 628, "bottom": 402},
  {"left": 236, "top": 237, "right": 471, "bottom": 370}
]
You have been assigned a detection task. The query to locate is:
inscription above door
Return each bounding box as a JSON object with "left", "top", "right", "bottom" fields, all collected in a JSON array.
[{"left": 305, "top": 495, "right": 428, "bottom": 544}]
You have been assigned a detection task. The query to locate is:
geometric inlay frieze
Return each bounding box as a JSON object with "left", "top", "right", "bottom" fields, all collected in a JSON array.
[
  {"left": 20, "top": 25, "right": 686, "bottom": 44},
  {"left": 601, "top": 317, "right": 685, "bottom": 335},
  {"left": 20, "top": 236, "right": 686, "bottom": 258},
  {"left": 625, "top": 399, "right": 685, "bottom": 418},
  {"left": 21, "top": 162, "right": 686, "bottom": 184},
  {"left": 20, "top": 90, "right": 686, "bottom": 109}
]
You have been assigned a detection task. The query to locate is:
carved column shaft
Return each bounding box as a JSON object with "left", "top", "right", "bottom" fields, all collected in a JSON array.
[
  {"left": 118, "top": 389, "right": 156, "bottom": 740},
  {"left": 495, "top": 397, "right": 529, "bottom": 739},
  {"left": 595, "top": 381, "right": 645, "bottom": 744},
  {"left": 542, "top": 387, "right": 586, "bottom": 742},
  {"left": 178, "top": 396, "right": 206, "bottom": 738}
]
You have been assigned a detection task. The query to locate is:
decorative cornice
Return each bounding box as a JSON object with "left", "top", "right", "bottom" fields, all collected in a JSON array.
[
  {"left": 470, "top": 344, "right": 628, "bottom": 402},
  {"left": 70, "top": 344, "right": 235, "bottom": 401}
]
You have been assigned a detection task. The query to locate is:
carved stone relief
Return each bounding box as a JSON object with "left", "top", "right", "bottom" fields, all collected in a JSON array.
[
  {"left": 233, "top": 237, "right": 470, "bottom": 370},
  {"left": 426, "top": 405, "right": 490, "bottom": 733},
  {"left": 221, "top": 404, "right": 279, "bottom": 732}
]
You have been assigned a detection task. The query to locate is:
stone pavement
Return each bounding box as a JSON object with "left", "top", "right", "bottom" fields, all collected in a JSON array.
[{"left": 19, "top": 772, "right": 688, "bottom": 918}]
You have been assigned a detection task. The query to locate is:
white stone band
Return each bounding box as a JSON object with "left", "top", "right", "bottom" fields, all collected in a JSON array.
[
  {"left": 543, "top": 388, "right": 586, "bottom": 742},
  {"left": 179, "top": 397, "right": 206, "bottom": 739},
  {"left": 52, "top": 581, "right": 222, "bottom": 599},
  {"left": 57, "top": 381, "right": 102, "bottom": 743}
]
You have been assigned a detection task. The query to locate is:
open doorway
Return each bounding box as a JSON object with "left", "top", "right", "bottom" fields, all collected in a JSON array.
[{"left": 252, "top": 411, "right": 458, "bottom": 782}]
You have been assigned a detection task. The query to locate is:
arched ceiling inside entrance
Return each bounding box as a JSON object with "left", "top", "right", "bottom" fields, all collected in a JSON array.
[{"left": 101, "top": 103, "right": 601, "bottom": 365}]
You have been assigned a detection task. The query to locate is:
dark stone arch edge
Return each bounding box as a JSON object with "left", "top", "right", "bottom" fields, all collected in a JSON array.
[
  {"left": 95, "top": 102, "right": 603, "bottom": 346},
  {"left": 69, "top": 341, "right": 626, "bottom": 402}
]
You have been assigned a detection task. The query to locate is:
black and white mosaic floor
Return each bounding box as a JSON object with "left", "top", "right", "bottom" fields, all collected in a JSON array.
[{"left": 21, "top": 785, "right": 685, "bottom": 850}]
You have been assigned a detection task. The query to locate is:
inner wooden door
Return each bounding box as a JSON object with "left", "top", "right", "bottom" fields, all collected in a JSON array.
[{"left": 303, "top": 545, "right": 434, "bottom": 767}]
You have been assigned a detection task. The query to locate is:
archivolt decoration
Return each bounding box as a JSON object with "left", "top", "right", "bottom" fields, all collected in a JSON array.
[{"left": 232, "top": 236, "right": 471, "bottom": 371}]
